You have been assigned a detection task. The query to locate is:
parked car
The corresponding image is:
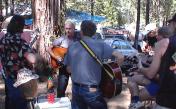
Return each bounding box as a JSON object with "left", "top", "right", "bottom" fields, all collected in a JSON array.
[
  {"left": 103, "top": 34, "right": 127, "bottom": 40},
  {"left": 104, "top": 39, "right": 138, "bottom": 56},
  {"left": 92, "top": 32, "right": 104, "bottom": 39},
  {"left": 104, "top": 39, "right": 138, "bottom": 76}
]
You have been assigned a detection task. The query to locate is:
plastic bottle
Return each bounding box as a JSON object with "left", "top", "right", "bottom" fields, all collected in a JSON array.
[{"left": 47, "top": 77, "right": 55, "bottom": 103}]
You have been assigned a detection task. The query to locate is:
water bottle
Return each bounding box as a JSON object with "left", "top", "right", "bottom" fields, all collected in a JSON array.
[{"left": 47, "top": 77, "right": 55, "bottom": 103}]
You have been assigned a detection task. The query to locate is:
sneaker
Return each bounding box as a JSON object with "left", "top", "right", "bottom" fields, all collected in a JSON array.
[{"left": 129, "top": 101, "right": 144, "bottom": 109}]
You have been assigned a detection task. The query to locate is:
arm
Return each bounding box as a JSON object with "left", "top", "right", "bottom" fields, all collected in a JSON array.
[
  {"left": 139, "top": 39, "right": 169, "bottom": 79},
  {"left": 47, "top": 45, "right": 62, "bottom": 61},
  {"left": 47, "top": 37, "right": 63, "bottom": 61},
  {"left": 170, "top": 64, "right": 176, "bottom": 71},
  {"left": 24, "top": 52, "right": 36, "bottom": 64},
  {"left": 112, "top": 50, "right": 124, "bottom": 66}
]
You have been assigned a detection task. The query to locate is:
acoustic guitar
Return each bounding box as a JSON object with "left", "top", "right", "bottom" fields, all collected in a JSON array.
[
  {"left": 50, "top": 47, "right": 67, "bottom": 69},
  {"left": 100, "top": 61, "right": 122, "bottom": 98},
  {"left": 100, "top": 56, "right": 140, "bottom": 98}
]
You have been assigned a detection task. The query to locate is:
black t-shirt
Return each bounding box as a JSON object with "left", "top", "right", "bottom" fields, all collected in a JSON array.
[
  {"left": 156, "top": 35, "right": 176, "bottom": 108},
  {"left": 148, "top": 36, "right": 157, "bottom": 47},
  {"left": 144, "top": 35, "right": 157, "bottom": 47}
]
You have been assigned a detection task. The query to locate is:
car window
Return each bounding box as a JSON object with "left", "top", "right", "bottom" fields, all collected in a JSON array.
[
  {"left": 112, "top": 40, "right": 132, "bottom": 49},
  {"left": 104, "top": 34, "right": 126, "bottom": 40},
  {"left": 104, "top": 35, "right": 113, "bottom": 38},
  {"left": 112, "top": 40, "right": 121, "bottom": 49},
  {"left": 119, "top": 41, "right": 131, "bottom": 49},
  {"left": 114, "top": 35, "right": 125, "bottom": 40},
  {"left": 121, "top": 44, "right": 131, "bottom": 49}
]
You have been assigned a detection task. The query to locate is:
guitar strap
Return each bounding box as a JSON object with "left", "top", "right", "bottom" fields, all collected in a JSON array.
[
  {"left": 79, "top": 40, "right": 114, "bottom": 80},
  {"left": 29, "top": 28, "right": 40, "bottom": 47}
]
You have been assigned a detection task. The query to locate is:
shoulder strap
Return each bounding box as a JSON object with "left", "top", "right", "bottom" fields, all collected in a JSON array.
[{"left": 79, "top": 40, "right": 114, "bottom": 79}]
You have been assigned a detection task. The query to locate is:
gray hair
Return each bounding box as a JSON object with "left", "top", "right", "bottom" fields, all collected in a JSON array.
[{"left": 65, "top": 21, "right": 75, "bottom": 29}]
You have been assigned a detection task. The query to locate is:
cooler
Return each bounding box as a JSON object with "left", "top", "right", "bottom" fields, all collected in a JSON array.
[{"left": 36, "top": 97, "right": 71, "bottom": 109}]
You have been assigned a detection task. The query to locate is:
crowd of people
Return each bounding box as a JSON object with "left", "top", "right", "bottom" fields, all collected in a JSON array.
[{"left": 0, "top": 13, "right": 176, "bottom": 109}]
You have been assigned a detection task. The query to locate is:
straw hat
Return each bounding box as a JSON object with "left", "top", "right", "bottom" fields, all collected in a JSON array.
[{"left": 13, "top": 68, "right": 39, "bottom": 87}]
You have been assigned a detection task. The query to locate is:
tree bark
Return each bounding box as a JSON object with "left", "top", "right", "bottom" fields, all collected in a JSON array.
[
  {"left": 134, "top": 0, "right": 140, "bottom": 50},
  {"left": 91, "top": 0, "right": 94, "bottom": 20},
  {"left": 0, "top": 0, "right": 2, "bottom": 15},
  {"left": 31, "top": 0, "right": 65, "bottom": 60},
  {"left": 146, "top": 0, "right": 150, "bottom": 25},
  {"left": 5, "top": 0, "right": 8, "bottom": 16},
  {"left": 10, "top": 0, "right": 14, "bottom": 15}
]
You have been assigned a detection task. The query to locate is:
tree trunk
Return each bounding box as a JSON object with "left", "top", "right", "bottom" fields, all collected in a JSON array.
[
  {"left": 146, "top": 0, "right": 150, "bottom": 25},
  {"left": 134, "top": 0, "right": 140, "bottom": 50},
  {"left": 31, "top": 0, "right": 65, "bottom": 60},
  {"left": 5, "top": 0, "right": 8, "bottom": 16},
  {"left": 156, "top": 0, "right": 160, "bottom": 26},
  {"left": 10, "top": 0, "right": 14, "bottom": 15},
  {"left": 91, "top": 0, "right": 94, "bottom": 20},
  {"left": 0, "top": 0, "right": 2, "bottom": 15}
]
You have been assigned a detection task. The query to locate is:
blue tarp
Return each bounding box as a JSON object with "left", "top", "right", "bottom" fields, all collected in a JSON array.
[
  {"left": 25, "top": 19, "right": 33, "bottom": 25},
  {"left": 66, "top": 10, "right": 106, "bottom": 23}
]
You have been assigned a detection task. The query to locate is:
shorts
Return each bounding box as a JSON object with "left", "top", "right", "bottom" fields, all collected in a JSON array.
[{"left": 145, "top": 81, "right": 159, "bottom": 96}]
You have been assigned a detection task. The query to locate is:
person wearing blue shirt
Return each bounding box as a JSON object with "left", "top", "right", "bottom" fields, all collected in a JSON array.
[{"left": 64, "top": 20, "right": 124, "bottom": 109}]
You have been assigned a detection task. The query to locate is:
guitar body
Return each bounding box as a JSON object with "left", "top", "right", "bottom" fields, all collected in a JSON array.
[
  {"left": 50, "top": 47, "right": 67, "bottom": 68},
  {"left": 100, "top": 62, "right": 122, "bottom": 98}
]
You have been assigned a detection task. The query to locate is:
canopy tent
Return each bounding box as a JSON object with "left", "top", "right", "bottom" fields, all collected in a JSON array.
[{"left": 66, "top": 9, "right": 106, "bottom": 23}]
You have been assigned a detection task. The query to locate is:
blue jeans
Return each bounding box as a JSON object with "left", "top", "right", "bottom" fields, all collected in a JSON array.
[
  {"left": 4, "top": 77, "right": 27, "bottom": 109},
  {"left": 72, "top": 83, "right": 107, "bottom": 109},
  {"left": 57, "top": 66, "right": 69, "bottom": 97}
]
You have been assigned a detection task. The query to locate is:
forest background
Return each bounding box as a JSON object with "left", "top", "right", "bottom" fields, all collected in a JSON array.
[{"left": 0, "top": 0, "right": 176, "bottom": 58}]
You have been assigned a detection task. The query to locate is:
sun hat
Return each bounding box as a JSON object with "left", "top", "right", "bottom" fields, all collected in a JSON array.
[
  {"left": 142, "top": 23, "right": 157, "bottom": 36},
  {"left": 13, "top": 68, "right": 39, "bottom": 87}
]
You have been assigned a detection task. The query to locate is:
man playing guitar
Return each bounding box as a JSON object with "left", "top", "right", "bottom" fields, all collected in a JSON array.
[{"left": 48, "top": 21, "right": 80, "bottom": 97}]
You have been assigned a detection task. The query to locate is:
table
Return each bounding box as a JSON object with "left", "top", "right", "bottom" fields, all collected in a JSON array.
[{"left": 36, "top": 97, "right": 71, "bottom": 109}]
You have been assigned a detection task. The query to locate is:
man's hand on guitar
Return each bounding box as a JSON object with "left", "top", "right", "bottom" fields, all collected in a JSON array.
[
  {"left": 57, "top": 56, "right": 64, "bottom": 67},
  {"left": 57, "top": 56, "right": 63, "bottom": 62}
]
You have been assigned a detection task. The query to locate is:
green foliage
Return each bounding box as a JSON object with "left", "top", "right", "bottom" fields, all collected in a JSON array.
[{"left": 66, "top": 0, "right": 175, "bottom": 27}]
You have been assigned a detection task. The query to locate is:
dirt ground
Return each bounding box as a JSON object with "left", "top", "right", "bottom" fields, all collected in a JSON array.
[{"left": 0, "top": 75, "right": 131, "bottom": 109}]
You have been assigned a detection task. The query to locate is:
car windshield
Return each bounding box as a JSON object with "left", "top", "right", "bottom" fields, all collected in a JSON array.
[
  {"left": 112, "top": 40, "right": 132, "bottom": 49},
  {"left": 104, "top": 34, "right": 126, "bottom": 40}
]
